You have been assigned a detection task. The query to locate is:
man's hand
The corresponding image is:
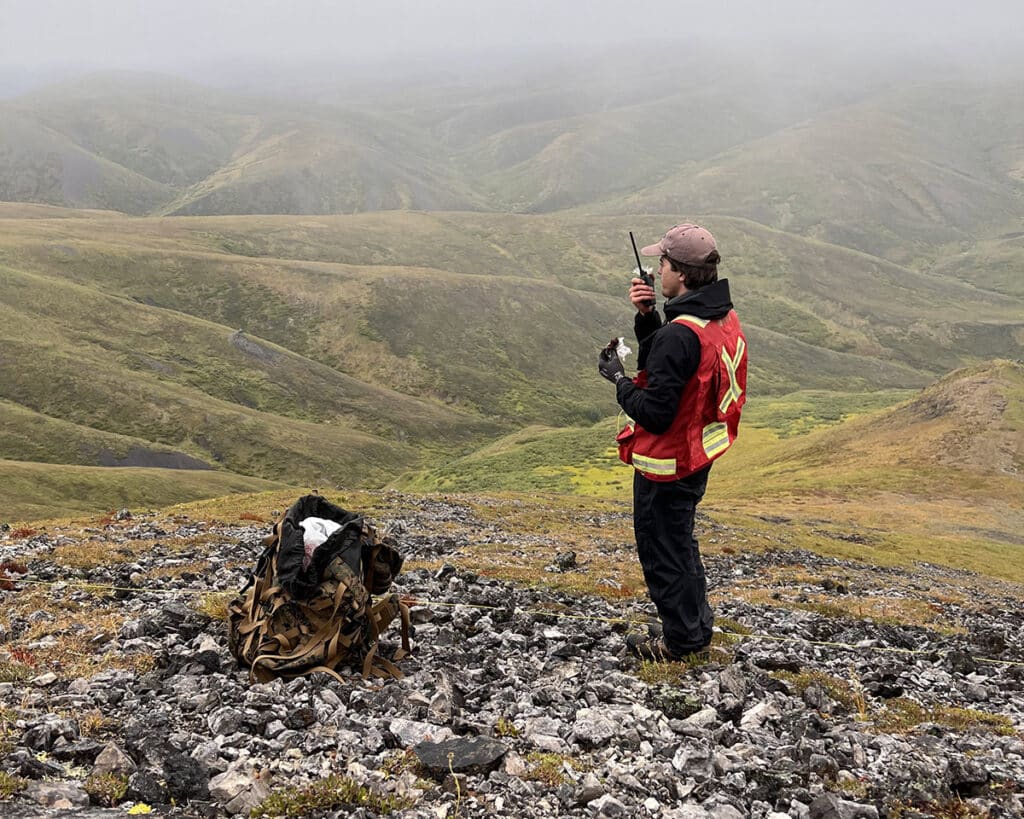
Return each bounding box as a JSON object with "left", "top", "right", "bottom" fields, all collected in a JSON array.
[
  {"left": 598, "top": 348, "right": 627, "bottom": 383},
  {"left": 630, "top": 278, "right": 656, "bottom": 314}
]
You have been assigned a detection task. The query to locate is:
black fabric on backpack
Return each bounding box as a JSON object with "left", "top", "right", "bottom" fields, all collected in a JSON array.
[{"left": 274, "top": 494, "right": 364, "bottom": 600}]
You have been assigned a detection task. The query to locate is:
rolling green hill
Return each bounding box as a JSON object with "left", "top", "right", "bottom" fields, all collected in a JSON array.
[
  {"left": 0, "top": 73, "right": 486, "bottom": 216},
  {"left": 2, "top": 204, "right": 1019, "bottom": 521},
  {"left": 398, "top": 361, "right": 1024, "bottom": 578},
  {"left": 595, "top": 82, "right": 1024, "bottom": 266},
  {"left": 0, "top": 458, "right": 283, "bottom": 522},
  {"left": 0, "top": 259, "right": 502, "bottom": 486},
  {"left": 1, "top": 57, "right": 1023, "bottom": 524},
  {"left": 4, "top": 205, "right": 1016, "bottom": 437}
]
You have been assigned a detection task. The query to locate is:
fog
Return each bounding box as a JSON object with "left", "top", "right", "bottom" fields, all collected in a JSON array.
[{"left": 2, "top": 0, "right": 1023, "bottom": 95}]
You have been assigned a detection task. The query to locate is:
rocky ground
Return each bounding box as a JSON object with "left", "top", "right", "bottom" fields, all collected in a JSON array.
[{"left": 1, "top": 493, "right": 1023, "bottom": 818}]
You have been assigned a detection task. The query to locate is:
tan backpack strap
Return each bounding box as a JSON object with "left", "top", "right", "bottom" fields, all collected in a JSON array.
[
  {"left": 260, "top": 520, "right": 282, "bottom": 549},
  {"left": 394, "top": 601, "right": 412, "bottom": 660},
  {"left": 368, "top": 594, "right": 411, "bottom": 657},
  {"left": 368, "top": 655, "right": 403, "bottom": 679},
  {"left": 301, "top": 664, "right": 348, "bottom": 684}
]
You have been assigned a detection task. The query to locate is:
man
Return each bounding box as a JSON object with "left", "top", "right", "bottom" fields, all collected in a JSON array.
[{"left": 598, "top": 223, "right": 747, "bottom": 662}]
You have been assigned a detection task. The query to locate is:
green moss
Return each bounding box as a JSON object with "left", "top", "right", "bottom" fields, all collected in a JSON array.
[
  {"left": 84, "top": 772, "right": 128, "bottom": 807},
  {"left": 494, "top": 717, "right": 520, "bottom": 738},
  {"left": 192, "top": 592, "right": 234, "bottom": 622},
  {"left": 772, "top": 670, "right": 861, "bottom": 713},
  {"left": 250, "top": 775, "right": 413, "bottom": 818},
  {"left": 0, "top": 661, "right": 33, "bottom": 683},
  {"left": 0, "top": 771, "right": 27, "bottom": 799},
  {"left": 876, "top": 698, "right": 1017, "bottom": 736},
  {"left": 523, "top": 752, "right": 588, "bottom": 787}
]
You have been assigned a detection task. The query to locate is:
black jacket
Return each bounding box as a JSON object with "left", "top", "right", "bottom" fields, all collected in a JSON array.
[{"left": 615, "top": 279, "right": 736, "bottom": 491}]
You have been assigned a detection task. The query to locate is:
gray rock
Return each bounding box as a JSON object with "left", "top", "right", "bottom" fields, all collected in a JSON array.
[
  {"left": 577, "top": 771, "right": 605, "bottom": 805},
  {"left": 809, "top": 752, "right": 840, "bottom": 780},
  {"left": 163, "top": 752, "right": 209, "bottom": 800},
  {"left": 664, "top": 804, "right": 712, "bottom": 818},
  {"left": 590, "top": 793, "right": 627, "bottom": 817},
  {"left": 709, "top": 805, "right": 746, "bottom": 819},
  {"left": 126, "top": 769, "right": 169, "bottom": 804},
  {"left": 389, "top": 717, "right": 455, "bottom": 747},
  {"left": 23, "top": 780, "right": 91, "bottom": 808},
  {"left": 948, "top": 755, "right": 990, "bottom": 797},
  {"left": 414, "top": 736, "right": 508, "bottom": 777},
  {"left": 92, "top": 742, "right": 137, "bottom": 777},
  {"left": 427, "top": 671, "right": 464, "bottom": 723},
  {"left": 209, "top": 767, "right": 272, "bottom": 815},
  {"left": 684, "top": 707, "right": 719, "bottom": 728},
  {"left": 572, "top": 707, "right": 621, "bottom": 748},
  {"left": 809, "top": 792, "right": 879, "bottom": 819},
  {"left": 208, "top": 706, "right": 245, "bottom": 735},
  {"left": 22, "top": 717, "right": 78, "bottom": 751},
  {"left": 51, "top": 738, "right": 104, "bottom": 763},
  {"left": 739, "top": 700, "right": 781, "bottom": 731}
]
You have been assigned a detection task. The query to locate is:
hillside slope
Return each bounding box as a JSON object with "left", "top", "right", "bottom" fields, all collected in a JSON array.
[
  {"left": 401, "top": 362, "right": 1024, "bottom": 580},
  {"left": 1, "top": 205, "right": 1020, "bottom": 521},
  {"left": 592, "top": 82, "right": 1024, "bottom": 265}
]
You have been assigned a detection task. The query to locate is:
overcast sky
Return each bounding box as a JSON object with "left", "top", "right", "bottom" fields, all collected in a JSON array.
[
  {"left": 0, "top": 0, "right": 1019, "bottom": 65},
  {"left": 3, "top": 0, "right": 1023, "bottom": 71}
]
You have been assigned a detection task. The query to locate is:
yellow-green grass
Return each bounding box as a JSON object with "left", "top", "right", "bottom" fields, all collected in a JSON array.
[
  {"left": 1, "top": 209, "right": 1012, "bottom": 408},
  {"left": 1, "top": 207, "right": 1016, "bottom": 524},
  {"left": 774, "top": 670, "right": 1018, "bottom": 736},
  {"left": 0, "top": 399, "right": 214, "bottom": 469},
  {"left": 0, "top": 459, "right": 285, "bottom": 522},
  {"left": 397, "top": 364, "right": 1024, "bottom": 584}
]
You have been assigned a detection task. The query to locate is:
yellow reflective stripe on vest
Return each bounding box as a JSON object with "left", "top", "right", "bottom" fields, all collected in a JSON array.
[
  {"left": 702, "top": 422, "right": 731, "bottom": 458},
  {"left": 719, "top": 337, "right": 746, "bottom": 414},
  {"left": 632, "top": 453, "right": 678, "bottom": 476},
  {"left": 672, "top": 314, "right": 710, "bottom": 329}
]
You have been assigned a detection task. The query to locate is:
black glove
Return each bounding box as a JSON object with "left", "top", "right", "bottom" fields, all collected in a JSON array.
[{"left": 598, "top": 348, "right": 627, "bottom": 384}]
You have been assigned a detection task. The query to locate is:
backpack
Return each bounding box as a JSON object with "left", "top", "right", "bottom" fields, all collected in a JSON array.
[{"left": 227, "top": 494, "right": 410, "bottom": 682}]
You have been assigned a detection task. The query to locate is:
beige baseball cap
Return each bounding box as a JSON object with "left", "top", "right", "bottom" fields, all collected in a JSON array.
[{"left": 640, "top": 223, "right": 718, "bottom": 265}]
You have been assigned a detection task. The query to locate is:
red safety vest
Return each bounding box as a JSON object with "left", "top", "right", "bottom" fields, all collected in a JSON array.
[{"left": 617, "top": 311, "right": 747, "bottom": 481}]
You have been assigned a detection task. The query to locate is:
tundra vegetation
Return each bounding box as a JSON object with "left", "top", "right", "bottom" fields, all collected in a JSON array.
[{"left": 0, "top": 44, "right": 1022, "bottom": 817}]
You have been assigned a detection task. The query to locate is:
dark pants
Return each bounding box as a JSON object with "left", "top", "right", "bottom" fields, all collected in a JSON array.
[{"left": 632, "top": 470, "right": 713, "bottom": 654}]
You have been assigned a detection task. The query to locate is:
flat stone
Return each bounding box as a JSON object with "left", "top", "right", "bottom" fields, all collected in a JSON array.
[
  {"left": 414, "top": 735, "right": 508, "bottom": 777},
  {"left": 24, "top": 780, "right": 90, "bottom": 808},
  {"left": 572, "top": 707, "right": 620, "bottom": 748},
  {"left": 210, "top": 768, "right": 271, "bottom": 815},
  {"left": 389, "top": 717, "right": 455, "bottom": 747},
  {"left": 810, "top": 792, "right": 879, "bottom": 819},
  {"left": 684, "top": 707, "right": 719, "bottom": 728},
  {"left": 51, "top": 738, "right": 104, "bottom": 763}
]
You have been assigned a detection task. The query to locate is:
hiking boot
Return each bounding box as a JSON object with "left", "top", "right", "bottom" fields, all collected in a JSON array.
[
  {"left": 626, "top": 634, "right": 683, "bottom": 663},
  {"left": 626, "top": 633, "right": 711, "bottom": 663}
]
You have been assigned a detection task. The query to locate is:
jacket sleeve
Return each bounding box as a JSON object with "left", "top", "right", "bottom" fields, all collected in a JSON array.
[
  {"left": 616, "top": 323, "right": 701, "bottom": 434},
  {"left": 634, "top": 310, "right": 662, "bottom": 371}
]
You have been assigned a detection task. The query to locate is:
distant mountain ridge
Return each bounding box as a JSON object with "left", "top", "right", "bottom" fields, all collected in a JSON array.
[{"left": 3, "top": 62, "right": 1021, "bottom": 264}]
